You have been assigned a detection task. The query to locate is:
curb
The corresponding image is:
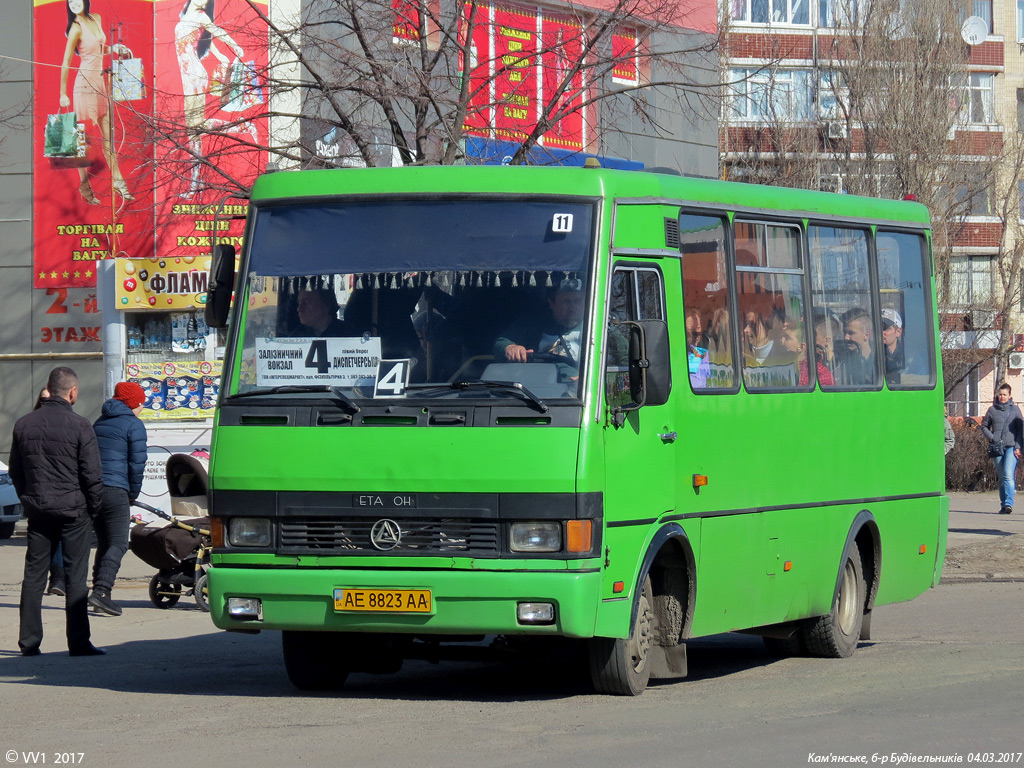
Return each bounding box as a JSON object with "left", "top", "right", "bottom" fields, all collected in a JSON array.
[{"left": 940, "top": 574, "right": 1024, "bottom": 584}]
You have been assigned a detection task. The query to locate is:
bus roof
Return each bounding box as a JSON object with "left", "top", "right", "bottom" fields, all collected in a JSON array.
[{"left": 249, "top": 166, "right": 931, "bottom": 228}]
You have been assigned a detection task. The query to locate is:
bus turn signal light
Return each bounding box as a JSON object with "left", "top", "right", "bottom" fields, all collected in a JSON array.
[
  {"left": 566, "top": 520, "right": 592, "bottom": 552},
  {"left": 210, "top": 517, "right": 224, "bottom": 548}
]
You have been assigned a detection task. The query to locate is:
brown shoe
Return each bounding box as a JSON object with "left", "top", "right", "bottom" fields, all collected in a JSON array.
[{"left": 79, "top": 179, "right": 100, "bottom": 205}]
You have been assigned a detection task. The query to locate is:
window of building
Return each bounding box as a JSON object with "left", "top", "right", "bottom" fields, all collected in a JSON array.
[
  {"left": 818, "top": 70, "right": 849, "bottom": 119},
  {"left": 954, "top": 182, "right": 994, "bottom": 217},
  {"left": 955, "top": 73, "right": 995, "bottom": 124},
  {"left": 1017, "top": 89, "right": 1024, "bottom": 131},
  {"left": 731, "top": 0, "right": 810, "bottom": 24},
  {"left": 680, "top": 212, "right": 736, "bottom": 390},
  {"left": 730, "top": 68, "right": 813, "bottom": 121},
  {"left": 948, "top": 255, "right": 993, "bottom": 307},
  {"left": 819, "top": 0, "right": 859, "bottom": 27},
  {"left": 963, "top": 0, "right": 993, "bottom": 33},
  {"left": 1018, "top": 0, "right": 1024, "bottom": 41}
]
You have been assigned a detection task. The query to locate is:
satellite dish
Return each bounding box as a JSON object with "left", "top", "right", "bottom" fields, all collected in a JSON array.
[{"left": 961, "top": 15, "right": 988, "bottom": 46}]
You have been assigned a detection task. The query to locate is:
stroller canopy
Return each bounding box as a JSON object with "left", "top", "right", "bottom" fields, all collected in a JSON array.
[{"left": 166, "top": 453, "right": 209, "bottom": 517}]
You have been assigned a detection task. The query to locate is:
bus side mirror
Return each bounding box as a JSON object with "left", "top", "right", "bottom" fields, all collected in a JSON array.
[
  {"left": 629, "top": 319, "right": 671, "bottom": 407},
  {"left": 205, "top": 244, "right": 236, "bottom": 329}
]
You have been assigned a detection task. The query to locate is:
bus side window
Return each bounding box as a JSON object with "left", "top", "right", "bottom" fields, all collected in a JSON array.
[
  {"left": 808, "top": 225, "right": 879, "bottom": 390},
  {"left": 734, "top": 220, "right": 808, "bottom": 391},
  {"left": 876, "top": 231, "right": 935, "bottom": 389},
  {"left": 605, "top": 266, "right": 664, "bottom": 409},
  {"left": 680, "top": 212, "right": 735, "bottom": 390}
]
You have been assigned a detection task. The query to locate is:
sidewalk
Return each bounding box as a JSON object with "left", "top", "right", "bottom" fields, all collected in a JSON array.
[{"left": 943, "top": 490, "right": 1024, "bottom": 582}]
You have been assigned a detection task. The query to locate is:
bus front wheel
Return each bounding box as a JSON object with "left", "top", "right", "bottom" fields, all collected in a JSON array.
[
  {"left": 282, "top": 631, "right": 350, "bottom": 691},
  {"left": 588, "top": 575, "right": 654, "bottom": 695},
  {"left": 802, "top": 549, "right": 866, "bottom": 658}
]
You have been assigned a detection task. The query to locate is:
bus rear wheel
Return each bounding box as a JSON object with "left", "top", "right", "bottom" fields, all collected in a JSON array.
[
  {"left": 802, "top": 549, "right": 866, "bottom": 658},
  {"left": 588, "top": 575, "right": 654, "bottom": 696},
  {"left": 282, "top": 631, "right": 350, "bottom": 691}
]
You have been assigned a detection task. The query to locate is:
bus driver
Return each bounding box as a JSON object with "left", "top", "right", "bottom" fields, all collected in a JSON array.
[{"left": 493, "top": 279, "right": 585, "bottom": 364}]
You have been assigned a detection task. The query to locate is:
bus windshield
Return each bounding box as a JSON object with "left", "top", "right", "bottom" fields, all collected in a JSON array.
[{"left": 235, "top": 198, "right": 596, "bottom": 403}]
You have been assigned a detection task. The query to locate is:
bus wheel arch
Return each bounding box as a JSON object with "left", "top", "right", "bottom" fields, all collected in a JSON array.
[
  {"left": 588, "top": 524, "right": 695, "bottom": 695},
  {"left": 802, "top": 510, "right": 880, "bottom": 658}
]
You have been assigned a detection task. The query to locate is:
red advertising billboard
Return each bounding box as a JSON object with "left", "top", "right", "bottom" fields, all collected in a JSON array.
[
  {"left": 33, "top": 0, "right": 155, "bottom": 288},
  {"left": 459, "top": 1, "right": 493, "bottom": 136},
  {"left": 540, "top": 10, "right": 584, "bottom": 150},
  {"left": 32, "top": 0, "right": 267, "bottom": 290},
  {"left": 491, "top": 2, "right": 538, "bottom": 142},
  {"left": 152, "top": 0, "right": 267, "bottom": 263}
]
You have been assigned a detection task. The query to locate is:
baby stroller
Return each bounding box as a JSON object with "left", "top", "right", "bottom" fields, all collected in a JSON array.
[{"left": 128, "top": 453, "right": 211, "bottom": 611}]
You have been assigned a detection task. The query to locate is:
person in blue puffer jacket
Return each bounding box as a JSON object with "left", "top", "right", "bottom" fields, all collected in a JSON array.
[{"left": 89, "top": 381, "right": 148, "bottom": 616}]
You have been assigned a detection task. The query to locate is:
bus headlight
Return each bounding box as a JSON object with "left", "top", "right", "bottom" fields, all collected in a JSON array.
[
  {"left": 510, "top": 522, "right": 561, "bottom": 552},
  {"left": 228, "top": 518, "right": 273, "bottom": 547}
]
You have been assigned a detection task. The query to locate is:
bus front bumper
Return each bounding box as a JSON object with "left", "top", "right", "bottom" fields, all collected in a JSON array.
[{"left": 208, "top": 566, "right": 603, "bottom": 639}]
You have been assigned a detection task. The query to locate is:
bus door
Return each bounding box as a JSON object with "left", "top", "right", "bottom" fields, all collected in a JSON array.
[{"left": 600, "top": 262, "right": 679, "bottom": 595}]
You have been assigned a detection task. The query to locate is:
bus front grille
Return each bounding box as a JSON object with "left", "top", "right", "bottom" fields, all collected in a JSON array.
[{"left": 277, "top": 518, "right": 501, "bottom": 555}]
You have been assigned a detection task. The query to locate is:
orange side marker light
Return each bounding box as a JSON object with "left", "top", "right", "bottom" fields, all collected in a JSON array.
[
  {"left": 919, "top": 545, "right": 927, "bottom": 554},
  {"left": 783, "top": 561, "right": 792, "bottom": 572},
  {"left": 692, "top": 474, "right": 708, "bottom": 488},
  {"left": 613, "top": 581, "right": 625, "bottom": 594}
]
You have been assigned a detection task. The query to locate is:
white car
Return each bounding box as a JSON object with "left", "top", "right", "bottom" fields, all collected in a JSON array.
[{"left": 0, "top": 460, "right": 23, "bottom": 539}]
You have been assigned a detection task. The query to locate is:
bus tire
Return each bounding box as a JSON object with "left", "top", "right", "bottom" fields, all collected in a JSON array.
[
  {"left": 802, "top": 548, "right": 866, "bottom": 658},
  {"left": 282, "top": 631, "right": 350, "bottom": 691},
  {"left": 588, "top": 575, "right": 654, "bottom": 696}
]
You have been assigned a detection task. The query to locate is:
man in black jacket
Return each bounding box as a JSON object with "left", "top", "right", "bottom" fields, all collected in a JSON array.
[{"left": 11, "top": 367, "right": 105, "bottom": 656}]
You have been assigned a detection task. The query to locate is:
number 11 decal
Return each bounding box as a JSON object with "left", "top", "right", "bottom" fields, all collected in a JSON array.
[
  {"left": 374, "top": 359, "right": 410, "bottom": 397},
  {"left": 552, "top": 213, "right": 574, "bottom": 233}
]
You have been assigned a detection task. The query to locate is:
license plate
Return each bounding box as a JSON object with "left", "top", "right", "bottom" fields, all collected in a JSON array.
[{"left": 333, "top": 588, "right": 432, "bottom": 613}]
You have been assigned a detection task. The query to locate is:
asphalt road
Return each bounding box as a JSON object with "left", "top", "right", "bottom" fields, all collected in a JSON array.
[{"left": 0, "top": 493, "right": 1020, "bottom": 768}]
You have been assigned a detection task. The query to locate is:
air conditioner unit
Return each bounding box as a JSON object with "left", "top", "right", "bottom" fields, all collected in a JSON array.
[
  {"left": 1009, "top": 352, "right": 1024, "bottom": 370},
  {"left": 824, "top": 120, "right": 848, "bottom": 140}
]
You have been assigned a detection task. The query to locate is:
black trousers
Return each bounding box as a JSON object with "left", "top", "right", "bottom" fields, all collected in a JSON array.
[
  {"left": 92, "top": 486, "right": 130, "bottom": 593},
  {"left": 19, "top": 512, "right": 93, "bottom": 653}
]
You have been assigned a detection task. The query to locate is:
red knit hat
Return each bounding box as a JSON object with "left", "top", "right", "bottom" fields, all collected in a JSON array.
[{"left": 114, "top": 381, "right": 146, "bottom": 410}]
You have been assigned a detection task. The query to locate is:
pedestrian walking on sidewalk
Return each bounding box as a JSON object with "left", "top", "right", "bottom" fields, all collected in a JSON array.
[
  {"left": 11, "top": 367, "right": 105, "bottom": 656},
  {"left": 981, "top": 382, "right": 1024, "bottom": 515},
  {"left": 88, "top": 381, "right": 148, "bottom": 617}
]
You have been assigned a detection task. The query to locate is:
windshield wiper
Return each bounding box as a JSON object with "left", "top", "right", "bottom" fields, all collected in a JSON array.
[
  {"left": 225, "top": 385, "right": 361, "bottom": 414},
  {"left": 408, "top": 380, "right": 549, "bottom": 413}
]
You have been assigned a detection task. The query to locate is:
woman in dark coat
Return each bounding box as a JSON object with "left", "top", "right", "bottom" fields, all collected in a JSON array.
[{"left": 89, "top": 381, "right": 148, "bottom": 616}]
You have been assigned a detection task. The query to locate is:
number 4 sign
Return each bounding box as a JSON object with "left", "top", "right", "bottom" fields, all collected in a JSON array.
[{"left": 374, "top": 359, "right": 411, "bottom": 397}]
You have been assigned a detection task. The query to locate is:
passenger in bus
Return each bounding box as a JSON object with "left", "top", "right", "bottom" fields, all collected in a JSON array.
[
  {"left": 780, "top": 322, "right": 834, "bottom": 386},
  {"left": 685, "top": 307, "right": 710, "bottom": 388},
  {"left": 295, "top": 288, "right": 351, "bottom": 338},
  {"left": 494, "top": 279, "right": 584, "bottom": 364},
  {"left": 839, "top": 307, "right": 876, "bottom": 385},
  {"left": 814, "top": 313, "right": 841, "bottom": 376},
  {"left": 881, "top": 308, "right": 905, "bottom": 386}
]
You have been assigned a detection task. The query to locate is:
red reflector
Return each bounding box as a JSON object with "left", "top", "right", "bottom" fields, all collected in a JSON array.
[
  {"left": 692, "top": 474, "right": 708, "bottom": 487},
  {"left": 783, "top": 561, "right": 792, "bottom": 572},
  {"left": 613, "top": 581, "right": 625, "bottom": 594}
]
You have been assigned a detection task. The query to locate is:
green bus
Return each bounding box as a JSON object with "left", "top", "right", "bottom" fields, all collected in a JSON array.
[{"left": 204, "top": 165, "right": 948, "bottom": 695}]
